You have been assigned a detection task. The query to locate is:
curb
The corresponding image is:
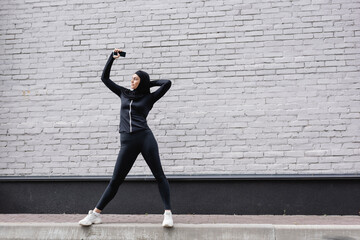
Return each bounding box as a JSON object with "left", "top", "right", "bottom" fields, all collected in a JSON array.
[{"left": 1, "top": 223, "right": 360, "bottom": 240}]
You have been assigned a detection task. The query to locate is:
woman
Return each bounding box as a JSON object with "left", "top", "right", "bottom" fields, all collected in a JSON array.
[{"left": 79, "top": 49, "right": 173, "bottom": 227}]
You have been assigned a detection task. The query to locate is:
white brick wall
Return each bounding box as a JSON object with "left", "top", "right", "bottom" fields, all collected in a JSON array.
[{"left": 1, "top": 0, "right": 359, "bottom": 176}]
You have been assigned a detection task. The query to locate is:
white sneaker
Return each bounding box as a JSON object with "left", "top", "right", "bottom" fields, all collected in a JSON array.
[
  {"left": 78, "top": 210, "right": 102, "bottom": 226},
  {"left": 162, "top": 211, "right": 174, "bottom": 228}
]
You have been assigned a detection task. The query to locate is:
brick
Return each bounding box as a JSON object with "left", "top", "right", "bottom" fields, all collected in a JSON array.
[{"left": 0, "top": 0, "right": 359, "bottom": 176}]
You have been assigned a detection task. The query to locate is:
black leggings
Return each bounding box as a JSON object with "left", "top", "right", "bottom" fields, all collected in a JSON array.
[{"left": 96, "top": 129, "right": 171, "bottom": 211}]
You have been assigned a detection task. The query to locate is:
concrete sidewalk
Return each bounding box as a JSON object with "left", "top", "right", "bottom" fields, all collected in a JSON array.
[
  {"left": 0, "top": 214, "right": 360, "bottom": 240},
  {"left": 1, "top": 214, "right": 360, "bottom": 225}
]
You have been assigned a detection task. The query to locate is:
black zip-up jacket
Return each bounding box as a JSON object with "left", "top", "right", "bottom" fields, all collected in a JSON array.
[{"left": 101, "top": 53, "right": 172, "bottom": 133}]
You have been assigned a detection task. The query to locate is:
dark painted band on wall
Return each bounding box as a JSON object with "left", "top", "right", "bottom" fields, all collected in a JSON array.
[
  {"left": 1, "top": 174, "right": 360, "bottom": 215},
  {"left": 1, "top": 174, "right": 360, "bottom": 182}
]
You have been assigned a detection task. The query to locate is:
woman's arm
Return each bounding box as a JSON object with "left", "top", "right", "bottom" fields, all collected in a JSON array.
[
  {"left": 150, "top": 80, "right": 172, "bottom": 103},
  {"left": 101, "top": 50, "right": 124, "bottom": 97}
]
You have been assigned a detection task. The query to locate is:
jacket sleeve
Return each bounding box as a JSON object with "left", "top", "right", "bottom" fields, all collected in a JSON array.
[
  {"left": 150, "top": 80, "right": 172, "bottom": 103},
  {"left": 101, "top": 53, "right": 124, "bottom": 97}
]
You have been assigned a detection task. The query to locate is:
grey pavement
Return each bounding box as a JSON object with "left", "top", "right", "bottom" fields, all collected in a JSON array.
[
  {"left": 0, "top": 214, "right": 360, "bottom": 225},
  {"left": 1, "top": 214, "right": 360, "bottom": 240}
]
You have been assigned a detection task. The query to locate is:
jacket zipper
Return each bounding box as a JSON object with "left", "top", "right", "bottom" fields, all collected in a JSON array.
[{"left": 129, "top": 100, "right": 133, "bottom": 132}]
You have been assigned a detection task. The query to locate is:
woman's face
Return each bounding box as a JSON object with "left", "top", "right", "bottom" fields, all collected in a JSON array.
[{"left": 131, "top": 74, "right": 141, "bottom": 90}]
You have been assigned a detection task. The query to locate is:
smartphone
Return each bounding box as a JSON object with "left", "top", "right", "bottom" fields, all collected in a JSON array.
[{"left": 113, "top": 51, "right": 126, "bottom": 57}]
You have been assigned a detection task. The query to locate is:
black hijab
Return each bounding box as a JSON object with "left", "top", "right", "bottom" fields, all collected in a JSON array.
[{"left": 122, "top": 70, "right": 150, "bottom": 100}]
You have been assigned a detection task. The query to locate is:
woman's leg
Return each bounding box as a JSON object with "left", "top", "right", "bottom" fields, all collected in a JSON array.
[
  {"left": 95, "top": 135, "right": 140, "bottom": 211},
  {"left": 141, "top": 130, "right": 172, "bottom": 210}
]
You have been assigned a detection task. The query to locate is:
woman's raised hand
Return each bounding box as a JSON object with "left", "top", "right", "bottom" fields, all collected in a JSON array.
[{"left": 113, "top": 48, "right": 123, "bottom": 59}]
